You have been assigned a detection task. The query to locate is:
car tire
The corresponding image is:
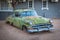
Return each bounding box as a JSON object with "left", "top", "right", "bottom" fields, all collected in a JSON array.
[
  {"left": 6, "top": 21, "right": 10, "bottom": 24},
  {"left": 11, "top": 22, "right": 13, "bottom": 26},
  {"left": 22, "top": 25, "right": 28, "bottom": 32}
]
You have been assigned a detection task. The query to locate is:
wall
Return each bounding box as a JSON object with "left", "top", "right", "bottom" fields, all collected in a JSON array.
[
  {"left": 0, "top": 0, "right": 60, "bottom": 20},
  {"left": 34, "top": 0, "right": 60, "bottom": 18},
  {"left": 0, "top": 11, "right": 13, "bottom": 20}
]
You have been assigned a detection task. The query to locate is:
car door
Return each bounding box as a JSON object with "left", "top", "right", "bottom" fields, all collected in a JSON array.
[{"left": 13, "top": 13, "right": 21, "bottom": 28}]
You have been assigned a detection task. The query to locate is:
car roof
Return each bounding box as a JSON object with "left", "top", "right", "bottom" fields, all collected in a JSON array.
[{"left": 14, "top": 9, "right": 34, "bottom": 12}]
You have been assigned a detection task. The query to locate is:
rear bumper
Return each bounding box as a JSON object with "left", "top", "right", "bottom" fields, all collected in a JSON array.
[{"left": 27, "top": 28, "right": 54, "bottom": 32}]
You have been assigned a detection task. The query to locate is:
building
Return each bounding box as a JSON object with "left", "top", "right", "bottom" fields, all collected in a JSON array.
[{"left": 0, "top": 0, "right": 60, "bottom": 20}]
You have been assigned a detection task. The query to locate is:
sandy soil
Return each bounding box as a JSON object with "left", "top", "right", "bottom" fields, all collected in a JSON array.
[{"left": 0, "top": 19, "right": 60, "bottom": 40}]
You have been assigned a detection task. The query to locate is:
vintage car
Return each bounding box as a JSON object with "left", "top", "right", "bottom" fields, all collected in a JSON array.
[{"left": 6, "top": 9, "right": 54, "bottom": 33}]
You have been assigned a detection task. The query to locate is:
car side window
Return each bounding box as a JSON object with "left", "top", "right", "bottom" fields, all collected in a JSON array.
[
  {"left": 15, "top": 13, "right": 21, "bottom": 17},
  {"left": 15, "top": 13, "right": 18, "bottom": 17}
]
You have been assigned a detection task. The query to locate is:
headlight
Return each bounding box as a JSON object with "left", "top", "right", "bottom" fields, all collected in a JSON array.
[
  {"left": 50, "top": 20, "right": 53, "bottom": 23},
  {"left": 25, "top": 20, "right": 33, "bottom": 25},
  {"left": 29, "top": 22, "right": 33, "bottom": 25}
]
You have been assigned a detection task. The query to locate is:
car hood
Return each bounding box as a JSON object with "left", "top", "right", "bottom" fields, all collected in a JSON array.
[{"left": 22, "top": 16, "right": 50, "bottom": 25}]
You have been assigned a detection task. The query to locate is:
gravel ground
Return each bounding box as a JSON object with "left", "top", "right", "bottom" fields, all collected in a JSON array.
[{"left": 0, "top": 19, "right": 60, "bottom": 40}]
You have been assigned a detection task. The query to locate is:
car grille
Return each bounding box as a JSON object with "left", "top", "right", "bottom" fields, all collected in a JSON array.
[{"left": 32, "top": 24, "right": 52, "bottom": 29}]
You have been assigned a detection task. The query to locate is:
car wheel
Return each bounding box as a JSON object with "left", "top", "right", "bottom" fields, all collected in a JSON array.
[
  {"left": 22, "top": 25, "right": 28, "bottom": 32},
  {"left": 11, "top": 22, "right": 13, "bottom": 26},
  {"left": 6, "top": 21, "right": 10, "bottom": 24}
]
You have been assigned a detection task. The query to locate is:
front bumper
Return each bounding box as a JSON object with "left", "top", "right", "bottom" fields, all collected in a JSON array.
[
  {"left": 27, "top": 28, "right": 54, "bottom": 32},
  {"left": 27, "top": 24, "right": 54, "bottom": 32}
]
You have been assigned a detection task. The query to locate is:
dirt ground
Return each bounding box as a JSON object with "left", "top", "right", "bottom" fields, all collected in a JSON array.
[{"left": 0, "top": 19, "right": 60, "bottom": 40}]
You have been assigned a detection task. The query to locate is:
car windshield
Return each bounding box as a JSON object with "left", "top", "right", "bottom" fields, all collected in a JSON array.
[{"left": 19, "top": 10, "right": 38, "bottom": 17}]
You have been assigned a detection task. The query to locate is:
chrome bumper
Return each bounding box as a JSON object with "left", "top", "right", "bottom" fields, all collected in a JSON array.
[{"left": 27, "top": 28, "right": 54, "bottom": 32}]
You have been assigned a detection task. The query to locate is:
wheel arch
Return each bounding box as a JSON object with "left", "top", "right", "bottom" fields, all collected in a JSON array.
[{"left": 22, "top": 25, "right": 28, "bottom": 30}]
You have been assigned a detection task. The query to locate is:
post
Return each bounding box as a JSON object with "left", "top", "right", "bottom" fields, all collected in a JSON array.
[
  {"left": 0, "top": 0, "right": 1, "bottom": 10},
  {"left": 32, "top": 0, "right": 34, "bottom": 9},
  {"left": 28, "top": 0, "right": 29, "bottom": 9}
]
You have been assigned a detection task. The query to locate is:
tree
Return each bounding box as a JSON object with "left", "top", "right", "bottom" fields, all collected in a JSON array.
[{"left": 11, "top": 0, "right": 18, "bottom": 10}]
